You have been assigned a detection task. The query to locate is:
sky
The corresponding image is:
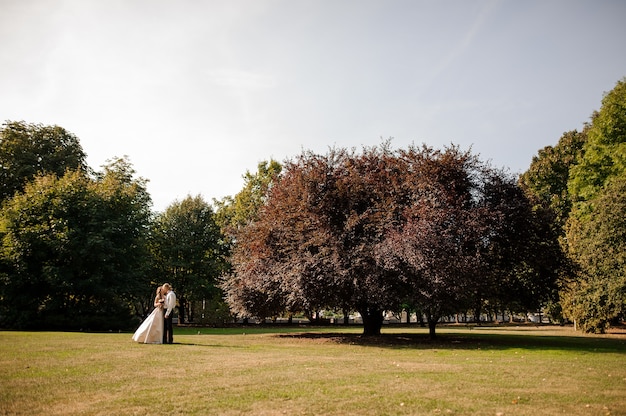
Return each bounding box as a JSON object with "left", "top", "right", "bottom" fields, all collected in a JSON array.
[{"left": 1, "top": 0, "right": 625, "bottom": 212}]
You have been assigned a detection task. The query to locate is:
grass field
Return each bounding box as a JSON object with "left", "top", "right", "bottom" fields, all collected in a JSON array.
[{"left": 1, "top": 325, "right": 625, "bottom": 415}]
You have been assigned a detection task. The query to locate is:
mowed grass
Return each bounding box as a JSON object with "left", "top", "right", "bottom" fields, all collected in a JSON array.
[{"left": 1, "top": 325, "right": 625, "bottom": 415}]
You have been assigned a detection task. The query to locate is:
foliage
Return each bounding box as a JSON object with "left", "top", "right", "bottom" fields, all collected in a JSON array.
[
  {"left": 569, "top": 78, "right": 626, "bottom": 202},
  {"left": 377, "top": 146, "right": 562, "bottom": 337},
  {"left": 188, "top": 292, "right": 232, "bottom": 326},
  {"left": 212, "top": 160, "right": 282, "bottom": 324},
  {"left": 223, "top": 145, "right": 405, "bottom": 335},
  {"left": 482, "top": 173, "right": 567, "bottom": 321},
  {"left": 516, "top": 128, "right": 587, "bottom": 323},
  {"left": 150, "top": 195, "right": 229, "bottom": 324},
  {"left": 0, "top": 157, "right": 152, "bottom": 330},
  {"left": 223, "top": 144, "right": 560, "bottom": 337},
  {"left": 564, "top": 78, "right": 626, "bottom": 332},
  {"left": 0, "top": 121, "right": 87, "bottom": 203},
  {"left": 564, "top": 175, "right": 626, "bottom": 332},
  {"left": 519, "top": 78, "right": 626, "bottom": 333},
  {"left": 519, "top": 128, "right": 588, "bottom": 230},
  {"left": 213, "top": 159, "right": 282, "bottom": 236}
]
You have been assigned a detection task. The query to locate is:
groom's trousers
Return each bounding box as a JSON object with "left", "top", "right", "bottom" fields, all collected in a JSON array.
[{"left": 163, "top": 314, "right": 173, "bottom": 344}]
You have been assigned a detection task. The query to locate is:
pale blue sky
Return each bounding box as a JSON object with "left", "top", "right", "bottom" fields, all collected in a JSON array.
[{"left": 1, "top": 0, "right": 625, "bottom": 211}]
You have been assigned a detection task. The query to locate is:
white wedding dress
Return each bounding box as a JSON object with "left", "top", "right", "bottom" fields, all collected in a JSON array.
[{"left": 132, "top": 307, "right": 164, "bottom": 344}]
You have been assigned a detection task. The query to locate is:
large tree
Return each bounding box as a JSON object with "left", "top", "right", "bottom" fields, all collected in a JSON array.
[
  {"left": 0, "top": 121, "right": 87, "bottom": 203},
  {"left": 480, "top": 173, "right": 565, "bottom": 323},
  {"left": 376, "top": 146, "right": 562, "bottom": 337},
  {"left": 518, "top": 128, "right": 588, "bottom": 323},
  {"left": 150, "top": 195, "right": 228, "bottom": 324},
  {"left": 224, "top": 145, "right": 407, "bottom": 335},
  {"left": 0, "top": 157, "right": 152, "bottom": 330},
  {"left": 564, "top": 78, "right": 626, "bottom": 332},
  {"left": 223, "top": 144, "right": 558, "bottom": 337},
  {"left": 565, "top": 175, "right": 626, "bottom": 332}
]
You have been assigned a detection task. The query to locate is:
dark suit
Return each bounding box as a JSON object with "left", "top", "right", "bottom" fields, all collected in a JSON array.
[
  {"left": 163, "top": 290, "right": 176, "bottom": 344},
  {"left": 163, "top": 313, "right": 173, "bottom": 344}
]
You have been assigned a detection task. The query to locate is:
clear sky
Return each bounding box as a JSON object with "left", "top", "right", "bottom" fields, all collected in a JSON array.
[{"left": 1, "top": 0, "right": 625, "bottom": 211}]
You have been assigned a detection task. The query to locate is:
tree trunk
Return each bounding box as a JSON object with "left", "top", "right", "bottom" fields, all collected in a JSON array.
[
  {"left": 342, "top": 308, "right": 350, "bottom": 326},
  {"left": 359, "top": 307, "right": 383, "bottom": 336},
  {"left": 428, "top": 318, "right": 437, "bottom": 340},
  {"left": 178, "top": 296, "right": 186, "bottom": 324},
  {"left": 418, "top": 310, "right": 425, "bottom": 327},
  {"left": 474, "top": 304, "right": 482, "bottom": 326}
]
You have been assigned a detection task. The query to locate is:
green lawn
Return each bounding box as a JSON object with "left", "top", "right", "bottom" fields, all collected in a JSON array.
[{"left": 1, "top": 325, "right": 625, "bottom": 415}]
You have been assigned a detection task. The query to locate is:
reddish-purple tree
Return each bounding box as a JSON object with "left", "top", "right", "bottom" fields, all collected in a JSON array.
[
  {"left": 374, "top": 145, "right": 493, "bottom": 338},
  {"left": 223, "top": 143, "right": 561, "bottom": 338},
  {"left": 225, "top": 145, "right": 407, "bottom": 335}
]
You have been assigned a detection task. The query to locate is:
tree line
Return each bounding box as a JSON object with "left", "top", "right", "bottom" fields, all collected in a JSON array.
[
  {"left": 0, "top": 121, "right": 229, "bottom": 330},
  {"left": 0, "top": 77, "right": 624, "bottom": 335}
]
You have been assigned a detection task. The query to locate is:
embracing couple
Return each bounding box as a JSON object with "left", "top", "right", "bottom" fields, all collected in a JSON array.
[{"left": 132, "top": 283, "right": 176, "bottom": 344}]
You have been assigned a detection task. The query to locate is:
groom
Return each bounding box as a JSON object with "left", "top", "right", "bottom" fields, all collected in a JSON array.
[{"left": 162, "top": 283, "right": 176, "bottom": 344}]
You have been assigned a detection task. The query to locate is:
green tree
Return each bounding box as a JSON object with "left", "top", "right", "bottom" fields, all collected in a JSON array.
[
  {"left": 518, "top": 129, "right": 587, "bottom": 323},
  {"left": 151, "top": 195, "right": 228, "bottom": 324},
  {"left": 480, "top": 175, "right": 566, "bottom": 323},
  {"left": 564, "top": 175, "right": 626, "bottom": 332},
  {"left": 214, "top": 159, "right": 282, "bottom": 235},
  {"left": 0, "top": 121, "right": 87, "bottom": 203},
  {"left": 519, "top": 128, "right": 588, "bottom": 230},
  {"left": 213, "top": 160, "right": 281, "bottom": 323},
  {"left": 0, "top": 157, "right": 152, "bottom": 330},
  {"left": 569, "top": 78, "right": 626, "bottom": 202},
  {"left": 565, "top": 78, "right": 626, "bottom": 332}
]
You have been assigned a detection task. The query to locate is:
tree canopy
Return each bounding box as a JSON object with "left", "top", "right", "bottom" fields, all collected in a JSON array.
[
  {"left": 519, "top": 128, "right": 588, "bottom": 231},
  {"left": 569, "top": 79, "right": 626, "bottom": 202},
  {"left": 0, "top": 157, "right": 151, "bottom": 330},
  {"left": 0, "top": 121, "right": 87, "bottom": 203},
  {"left": 223, "top": 143, "right": 561, "bottom": 337},
  {"left": 564, "top": 78, "right": 626, "bottom": 332}
]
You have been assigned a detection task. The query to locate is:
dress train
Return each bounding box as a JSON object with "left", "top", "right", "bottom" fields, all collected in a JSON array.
[{"left": 132, "top": 307, "right": 164, "bottom": 344}]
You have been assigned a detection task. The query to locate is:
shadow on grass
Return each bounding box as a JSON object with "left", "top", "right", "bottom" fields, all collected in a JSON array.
[
  {"left": 165, "top": 341, "right": 250, "bottom": 349},
  {"left": 277, "top": 331, "right": 626, "bottom": 353}
]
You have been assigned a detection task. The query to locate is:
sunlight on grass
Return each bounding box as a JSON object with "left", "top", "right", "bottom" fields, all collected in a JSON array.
[{"left": 1, "top": 326, "right": 625, "bottom": 415}]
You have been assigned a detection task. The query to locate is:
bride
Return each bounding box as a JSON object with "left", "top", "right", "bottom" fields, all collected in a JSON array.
[{"left": 132, "top": 286, "right": 165, "bottom": 344}]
